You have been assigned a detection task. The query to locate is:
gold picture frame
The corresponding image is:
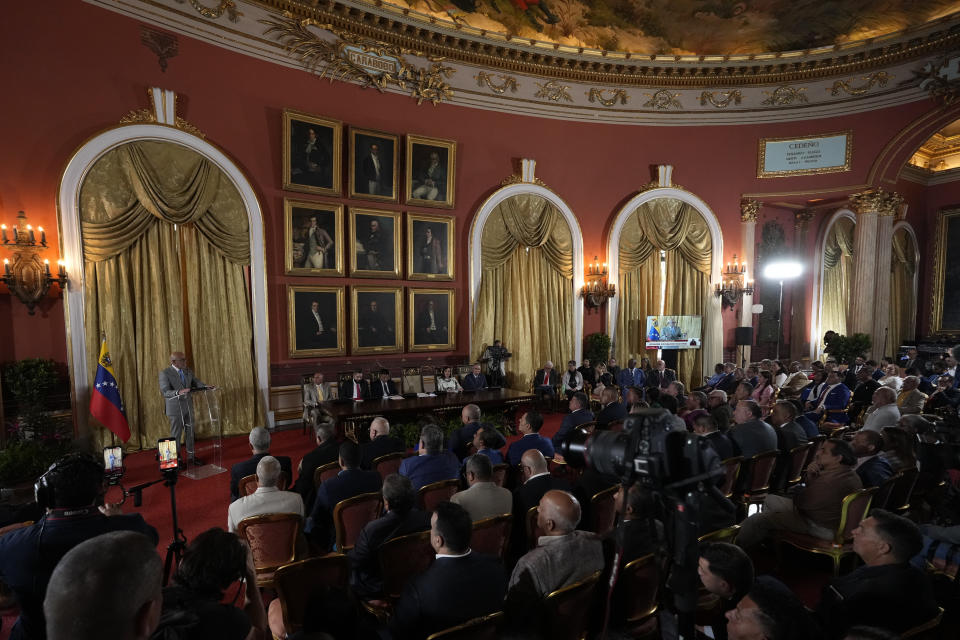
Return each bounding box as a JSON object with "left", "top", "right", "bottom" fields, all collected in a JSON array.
[
  {"left": 282, "top": 109, "right": 342, "bottom": 196},
  {"left": 287, "top": 285, "right": 346, "bottom": 358},
  {"left": 352, "top": 286, "right": 403, "bottom": 354},
  {"left": 757, "top": 130, "right": 852, "bottom": 178},
  {"left": 408, "top": 288, "right": 456, "bottom": 352},
  {"left": 349, "top": 208, "right": 402, "bottom": 279},
  {"left": 349, "top": 127, "right": 399, "bottom": 202},
  {"left": 930, "top": 208, "right": 960, "bottom": 336},
  {"left": 284, "top": 199, "right": 344, "bottom": 276},
  {"left": 407, "top": 213, "right": 455, "bottom": 281},
  {"left": 405, "top": 134, "right": 456, "bottom": 209}
]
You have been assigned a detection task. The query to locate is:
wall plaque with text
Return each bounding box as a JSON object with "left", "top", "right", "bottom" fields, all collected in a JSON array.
[{"left": 757, "top": 131, "right": 852, "bottom": 178}]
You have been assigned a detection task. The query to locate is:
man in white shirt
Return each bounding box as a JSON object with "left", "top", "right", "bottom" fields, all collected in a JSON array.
[
  {"left": 861, "top": 387, "right": 902, "bottom": 433},
  {"left": 228, "top": 456, "right": 304, "bottom": 532},
  {"left": 451, "top": 454, "right": 512, "bottom": 522}
]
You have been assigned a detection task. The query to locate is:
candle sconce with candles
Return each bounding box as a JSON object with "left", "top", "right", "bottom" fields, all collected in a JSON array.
[
  {"left": 579, "top": 255, "right": 616, "bottom": 312},
  {"left": 1, "top": 210, "right": 68, "bottom": 315},
  {"left": 714, "top": 254, "right": 754, "bottom": 310}
]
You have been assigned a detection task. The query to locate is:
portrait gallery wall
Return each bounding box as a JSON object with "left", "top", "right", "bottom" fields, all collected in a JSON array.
[{"left": 281, "top": 108, "right": 459, "bottom": 359}]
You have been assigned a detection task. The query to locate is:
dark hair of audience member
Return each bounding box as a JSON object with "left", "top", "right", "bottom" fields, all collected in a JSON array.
[
  {"left": 476, "top": 426, "right": 501, "bottom": 449},
  {"left": 339, "top": 441, "right": 361, "bottom": 469},
  {"left": 747, "top": 576, "right": 821, "bottom": 640},
  {"left": 879, "top": 427, "right": 917, "bottom": 470},
  {"left": 657, "top": 393, "right": 678, "bottom": 415},
  {"left": 382, "top": 473, "right": 416, "bottom": 514},
  {"left": 827, "top": 438, "right": 857, "bottom": 466},
  {"left": 173, "top": 528, "right": 248, "bottom": 600},
  {"left": 42, "top": 454, "right": 103, "bottom": 509},
  {"left": 433, "top": 502, "right": 472, "bottom": 554},
  {"left": 646, "top": 387, "right": 661, "bottom": 404},
  {"left": 698, "top": 541, "right": 754, "bottom": 602},
  {"left": 524, "top": 410, "right": 544, "bottom": 432},
  {"left": 868, "top": 508, "right": 924, "bottom": 563},
  {"left": 465, "top": 454, "right": 493, "bottom": 481}
]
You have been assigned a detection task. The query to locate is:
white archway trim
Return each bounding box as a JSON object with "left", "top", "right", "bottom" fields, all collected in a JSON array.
[
  {"left": 893, "top": 220, "right": 921, "bottom": 343},
  {"left": 468, "top": 178, "right": 585, "bottom": 363},
  {"left": 810, "top": 209, "right": 856, "bottom": 360},
  {"left": 58, "top": 123, "right": 273, "bottom": 440},
  {"left": 605, "top": 186, "right": 724, "bottom": 374}
]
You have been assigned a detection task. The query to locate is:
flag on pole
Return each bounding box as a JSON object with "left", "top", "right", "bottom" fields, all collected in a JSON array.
[{"left": 89, "top": 337, "right": 131, "bottom": 442}]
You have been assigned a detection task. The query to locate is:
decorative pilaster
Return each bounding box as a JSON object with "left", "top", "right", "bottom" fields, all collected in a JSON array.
[
  {"left": 738, "top": 199, "right": 761, "bottom": 364},
  {"left": 871, "top": 192, "right": 904, "bottom": 359},
  {"left": 790, "top": 209, "right": 815, "bottom": 360}
]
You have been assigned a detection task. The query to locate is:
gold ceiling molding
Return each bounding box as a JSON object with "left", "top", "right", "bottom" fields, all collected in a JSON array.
[
  {"left": 534, "top": 80, "right": 572, "bottom": 103},
  {"left": 248, "top": 0, "right": 960, "bottom": 87},
  {"left": 915, "top": 53, "right": 960, "bottom": 104},
  {"left": 261, "top": 14, "right": 455, "bottom": 105},
  {"left": 761, "top": 86, "right": 808, "bottom": 106},
  {"left": 643, "top": 89, "right": 681, "bottom": 110},
  {"left": 848, "top": 188, "right": 902, "bottom": 216},
  {"left": 699, "top": 90, "right": 742, "bottom": 108},
  {"left": 475, "top": 71, "right": 518, "bottom": 94},
  {"left": 175, "top": 0, "right": 241, "bottom": 22},
  {"left": 828, "top": 71, "right": 892, "bottom": 96},
  {"left": 118, "top": 91, "right": 206, "bottom": 138},
  {"left": 587, "top": 88, "right": 628, "bottom": 106}
]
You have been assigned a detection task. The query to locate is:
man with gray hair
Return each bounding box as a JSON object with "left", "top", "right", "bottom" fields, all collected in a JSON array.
[
  {"left": 44, "top": 531, "right": 163, "bottom": 640},
  {"left": 398, "top": 424, "right": 460, "bottom": 491},
  {"left": 862, "top": 386, "right": 901, "bottom": 433},
  {"left": 451, "top": 454, "right": 512, "bottom": 521},
  {"left": 533, "top": 360, "right": 560, "bottom": 405},
  {"left": 229, "top": 426, "right": 293, "bottom": 501},
  {"left": 360, "top": 416, "right": 405, "bottom": 470},
  {"left": 158, "top": 351, "right": 212, "bottom": 466},
  {"left": 228, "top": 456, "right": 304, "bottom": 532},
  {"left": 707, "top": 389, "right": 733, "bottom": 433},
  {"left": 449, "top": 403, "right": 505, "bottom": 460},
  {"left": 294, "top": 414, "right": 340, "bottom": 505},
  {"left": 897, "top": 375, "right": 927, "bottom": 415}
]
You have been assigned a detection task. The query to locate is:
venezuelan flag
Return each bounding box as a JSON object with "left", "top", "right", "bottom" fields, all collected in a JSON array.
[{"left": 89, "top": 338, "right": 130, "bottom": 442}]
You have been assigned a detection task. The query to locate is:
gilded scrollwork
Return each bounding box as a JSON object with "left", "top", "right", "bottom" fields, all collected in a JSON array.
[
  {"left": 173, "top": 0, "right": 241, "bottom": 22},
  {"left": 914, "top": 56, "right": 960, "bottom": 105},
  {"left": 848, "top": 188, "right": 902, "bottom": 216},
  {"left": 587, "top": 88, "right": 629, "bottom": 106},
  {"left": 828, "top": 71, "right": 891, "bottom": 96},
  {"left": 643, "top": 89, "right": 682, "bottom": 110},
  {"left": 740, "top": 199, "right": 761, "bottom": 222},
  {"left": 475, "top": 71, "right": 519, "bottom": 94},
  {"left": 500, "top": 174, "right": 547, "bottom": 187},
  {"left": 119, "top": 109, "right": 156, "bottom": 125},
  {"left": 760, "top": 85, "right": 808, "bottom": 106},
  {"left": 535, "top": 80, "right": 573, "bottom": 102},
  {"left": 699, "top": 90, "right": 742, "bottom": 108}
]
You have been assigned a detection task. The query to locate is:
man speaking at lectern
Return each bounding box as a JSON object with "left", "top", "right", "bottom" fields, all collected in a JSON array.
[{"left": 159, "top": 352, "right": 212, "bottom": 466}]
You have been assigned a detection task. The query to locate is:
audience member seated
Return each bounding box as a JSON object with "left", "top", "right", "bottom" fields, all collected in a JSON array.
[
  {"left": 360, "top": 416, "right": 406, "bottom": 470},
  {"left": 305, "top": 442, "right": 381, "bottom": 549},
  {"left": 595, "top": 386, "right": 627, "bottom": 429},
  {"left": 698, "top": 542, "right": 754, "bottom": 640},
  {"left": 561, "top": 360, "right": 584, "bottom": 399},
  {"left": 878, "top": 364, "right": 902, "bottom": 393},
  {"left": 623, "top": 385, "right": 644, "bottom": 411},
  {"left": 370, "top": 368, "right": 398, "bottom": 399},
  {"left": 611, "top": 484, "right": 661, "bottom": 564},
  {"left": 861, "top": 387, "right": 900, "bottom": 432},
  {"left": 511, "top": 450, "right": 571, "bottom": 553},
  {"left": 737, "top": 438, "right": 862, "bottom": 549},
  {"left": 506, "top": 410, "right": 554, "bottom": 466},
  {"left": 683, "top": 391, "right": 709, "bottom": 430},
  {"left": 879, "top": 427, "right": 917, "bottom": 473},
  {"left": 896, "top": 375, "right": 927, "bottom": 415},
  {"left": 730, "top": 381, "right": 753, "bottom": 411},
  {"left": 850, "top": 430, "right": 893, "bottom": 488},
  {"left": 708, "top": 390, "right": 734, "bottom": 433},
  {"left": 228, "top": 456, "right": 304, "bottom": 533},
  {"left": 505, "top": 490, "right": 604, "bottom": 633},
  {"left": 551, "top": 392, "right": 594, "bottom": 450},
  {"left": 532, "top": 361, "right": 560, "bottom": 403},
  {"left": 768, "top": 400, "right": 809, "bottom": 489},
  {"left": 617, "top": 358, "right": 646, "bottom": 398},
  {"left": 448, "top": 404, "right": 505, "bottom": 460},
  {"left": 745, "top": 365, "right": 760, "bottom": 388},
  {"left": 665, "top": 380, "right": 688, "bottom": 408},
  {"left": 717, "top": 363, "right": 741, "bottom": 394},
  {"left": 606, "top": 357, "right": 620, "bottom": 380},
  {"left": 349, "top": 474, "right": 431, "bottom": 599},
  {"left": 729, "top": 400, "right": 777, "bottom": 459},
  {"left": 697, "top": 362, "right": 727, "bottom": 392},
  {"left": 230, "top": 426, "right": 293, "bottom": 501},
  {"left": 293, "top": 417, "right": 339, "bottom": 505},
  {"left": 750, "top": 371, "right": 777, "bottom": 414},
  {"left": 0, "top": 453, "right": 159, "bottom": 640},
  {"left": 694, "top": 414, "right": 735, "bottom": 461},
  {"left": 925, "top": 374, "right": 959, "bottom": 411},
  {"left": 646, "top": 359, "right": 677, "bottom": 390},
  {"left": 779, "top": 362, "right": 811, "bottom": 399},
  {"left": 577, "top": 358, "right": 596, "bottom": 387},
  {"left": 44, "top": 531, "right": 163, "bottom": 640},
  {"left": 435, "top": 366, "right": 463, "bottom": 393},
  {"left": 390, "top": 502, "right": 507, "bottom": 640},
  {"left": 461, "top": 363, "right": 488, "bottom": 391},
  {"left": 848, "top": 366, "right": 881, "bottom": 422},
  {"left": 804, "top": 370, "right": 851, "bottom": 425},
  {"left": 344, "top": 369, "right": 371, "bottom": 400},
  {"left": 591, "top": 371, "right": 614, "bottom": 401},
  {"left": 790, "top": 399, "right": 821, "bottom": 439},
  {"left": 800, "top": 370, "right": 828, "bottom": 405},
  {"left": 816, "top": 510, "right": 937, "bottom": 638},
  {"left": 155, "top": 528, "right": 267, "bottom": 640},
  {"left": 471, "top": 426, "right": 505, "bottom": 465},
  {"left": 399, "top": 424, "right": 460, "bottom": 491},
  {"left": 451, "top": 454, "right": 512, "bottom": 521},
  {"left": 726, "top": 576, "right": 821, "bottom": 640},
  {"left": 302, "top": 371, "right": 334, "bottom": 421}
]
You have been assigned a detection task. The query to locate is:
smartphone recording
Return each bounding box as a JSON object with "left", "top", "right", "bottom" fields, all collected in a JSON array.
[
  {"left": 103, "top": 446, "right": 123, "bottom": 473},
  {"left": 158, "top": 437, "right": 179, "bottom": 471}
]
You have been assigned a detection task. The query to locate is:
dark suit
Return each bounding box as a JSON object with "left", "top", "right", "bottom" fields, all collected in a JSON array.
[
  {"left": 711, "top": 404, "right": 734, "bottom": 433},
  {"left": 415, "top": 308, "right": 447, "bottom": 344},
  {"left": 551, "top": 408, "right": 595, "bottom": 450},
  {"left": 230, "top": 453, "right": 293, "bottom": 501},
  {"left": 391, "top": 552, "right": 507, "bottom": 640},
  {"left": 360, "top": 435, "right": 406, "bottom": 470},
  {"left": 701, "top": 431, "right": 735, "bottom": 461},
  {"left": 595, "top": 402, "right": 627, "bottom": 429},
  {"left": 577, "top": 365, "right": 596, "bottom": 387},
  {"left": 448, "top": 422, "right": 506, "bottom": 460},
  {"left": 505, "top": 433, "right": 555, "bottom": 466},
  {"left": 461, "top": 373, "right": 487, "bottom": 391},
  {"left": 796, "top": 414, "right": 820, "bottom": 439},
  {"left": 158, "top": 365, "right": 206, "bottom": 458},
  {"left": 646, "top": 368, "right": 677, "bottom": 389},
  {"left": 848, "top": 379, "right": 880, "bottom": 420},
  {"left": 293, "top": 439, "right": 341, "bottom": 505},
  {"left": 370, "top": 378, "right": 398, "bottom": 399},
  {"left": 533, "top": 368, "right": 560, "bottom": 392},
  {"left": 348, "top": 508, "right": 432, "bottom": 597},
  {"left": 295, "top": 305, "right": 336, "bottom": 349},
  {"left": 306, "top": 468, "right": 382, "bottom": 549},
  {"left": 512, "top": 474, "right": 572, "bottom": 554},
  {"left": 729, "top": 419, "right": 778, "bottom": 459},
  {"left": 855, "top": 455, "right": 894, "bottom": 488},
  {"left": 398, "top": 452, "right": 461, "bottom": 491},
  {"left": 342, "top": 379, "right": 370, "bottom": 400}
]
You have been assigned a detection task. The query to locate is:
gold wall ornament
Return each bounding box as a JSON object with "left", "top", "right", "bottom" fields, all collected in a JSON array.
[
  {"left": 140, "top": 27, "right": 178, "bottom": 72},
  {"left": 475, "top": 71, "right": 518, "bottom": 94},
  {"left": 534, "top": 80, "right": 573, "bottom": 102},
  {"left": 848, "top": 188, "right": 901, "bottom": 215},
  {"left": 500, "top": 174, "right": 547, "bottom": 188},
  {"left": 262, "top": 16, "right": 456, "bottom": 105},
  {"left": 699, "top": 90, "right": 742, "bottom": 108},
  {"left": 878, "top": 191, "right": 905, "bottom": 217},
  {"left": 740, "top": 199, "right": 761, "bottom": 222},
  {"left": 914, "top": 55, "right": 960, "bottom": 105},
  {"left": 828, "top": 71, "right": 891, "bottom": 96},
  {"left": 118, "top": 90, "right": 206, "bottom": 138},
  {"left": 760, "top": 85, "right": 808, "bottom": 106},
  {"left": 643, "top": 89, "right": 682, "bottom": 110},
  {"left": 173, "top": 0, "right": 242, "bottom": 22},
  {"left": 119, "top": 109, "right": 156, "bottom": 125},
  {"left": 794, "top": 208, "right": 815, "bottom": 231},
  {"left": 587, "top": 88, "right": 629, "bottom": 106}
]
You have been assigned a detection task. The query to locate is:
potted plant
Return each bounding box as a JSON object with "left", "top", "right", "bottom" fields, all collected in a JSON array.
[
  {"left": 823, "top": 333, "right": 872, "bottom": 365},
  {"left": 584, "top": 332, "right": 611, "bottom": 366}
]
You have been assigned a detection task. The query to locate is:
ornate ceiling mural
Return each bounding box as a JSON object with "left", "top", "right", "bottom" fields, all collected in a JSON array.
[{"left": 367, "top": 0, "right": 960, "bottom": 55}]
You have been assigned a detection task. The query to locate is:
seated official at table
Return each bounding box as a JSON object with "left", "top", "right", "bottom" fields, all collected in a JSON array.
[
  {"left": 371, "top": 369, "right": 398, "bottom": 399},
  {"left": 461, "top": 364, "right": 488, "bottom": 391},
  {"left": 436, "top": 366, "right": 463, "bottom": 393}
]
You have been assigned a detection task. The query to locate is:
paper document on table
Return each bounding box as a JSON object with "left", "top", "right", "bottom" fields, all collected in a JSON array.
[
  {"left": 388, "top": 395, "right": 405, "bottom": 400},
  {"left": 417, "top": 392, "right": 437, "bottom": 398}
]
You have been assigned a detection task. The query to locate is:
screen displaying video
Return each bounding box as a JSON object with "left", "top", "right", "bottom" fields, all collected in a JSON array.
[
  {"left": 645, "top": 315, "right": 703, "bottom": 350},
  {"left": 158, "top": 438, "right": 179, "bottom": 470},
  {"left": 103, "top": 446, "right": 122, "bottom": 472}
]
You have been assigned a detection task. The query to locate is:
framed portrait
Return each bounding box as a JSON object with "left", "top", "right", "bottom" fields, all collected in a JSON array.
[
  {"left": 352, "top": 286, "right": 403, "bottom": 354},
  {"left": 408, "top": 288, "right": 455, "bottom": 352},
  {"left": 282, "top": 109, "right": 341, "bottom": 196},
  {"left": 349, "top": 128, "right": 399, "bottom": 202},
  {"left": 407, "top": 213, "right": 455, "bottom": 281},
  {"left": 349, "top": 208, "right": 401, "bottom": 278},
  {"left": 287, "top": 285, "right": 346, "bottom": 357},
  {"left": 284, "top": 199, "right": 344, "bottom": 276},
  {"left": 932, "top": 208, "right": 960, "bottom": 335},
  {"left": 405, "top": 135, "right": 456, "bottom": 208}
]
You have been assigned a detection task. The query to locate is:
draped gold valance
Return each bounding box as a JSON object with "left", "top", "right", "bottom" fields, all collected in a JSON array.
[
  {"left": 891, "top": 228, "right": 916, "bottom": 276},
  {"left": 821, "top": 216, "right": 856, "bottom": 341},
  {"left": 890, "top": 227, "right": 917, "bottom": 349},
  {"left": 823, "top": 216, "right": 855, "bottom": 271},
  {"left": 618, "top": 198, "right": 712, "bottom": 274},
  {"left": 79, "top": 141, "right": 249, "bottom": 264},
  {"left": 481, "top": 194, "right": 572, "bottom": 277}
]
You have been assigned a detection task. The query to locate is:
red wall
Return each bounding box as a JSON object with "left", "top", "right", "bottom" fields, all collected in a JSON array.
[{"left": 0, "top": 0, "right": 952, "bottom": 382}]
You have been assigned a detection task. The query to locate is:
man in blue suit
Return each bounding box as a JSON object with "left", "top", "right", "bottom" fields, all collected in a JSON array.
[
  {"left": 461, "top": 363, "right": 487, "bottom": 391},
  {"left": 804, "top": 370, "right": 851, "bottom": 425},
  {"left": 617, "top": 358, "right": 646, "bottom": 399},
  {"left": 399, "top": 425, "right": 461, "bottom": 491},
  {"left": 552, "top": 392, "right": 594, "bottom": 450},
  {"left": 305, "top": 441, "right": 382, "bottom": 550},
  {"left": 505, "top": 411, "right": 554, "bottom": 465}
]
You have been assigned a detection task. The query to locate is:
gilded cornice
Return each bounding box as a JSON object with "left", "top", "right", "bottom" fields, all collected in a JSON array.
[
  {"left": 248, "top": 0, "right": 960, "bottom": 87},
  {"left": 848, "top": 188, "right": 902, "bottom": 216},
  {"left": 740, "top": 199, "right": 761, "bottom": 222}
]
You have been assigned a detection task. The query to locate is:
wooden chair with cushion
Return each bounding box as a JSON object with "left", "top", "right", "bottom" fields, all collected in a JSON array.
[
  {"left": 540, "top": 570, "right": 603, "bottom": 640},
  {"left": 421, "top": 364, "right": 437, "bottom": 394},
  {"left": 776, "top": 486, "right": 877, "bottom": 575},
  {"left": 379, "top": 530, "right": 436, "bottom": 600},
  {"left": 471, "top": 513, "right": 512, "bottom": 560},
  {"left": 418, "top": 479, "right": 461, "bottom": 511},
  {"left": 239, "top": 471, "right": 290, "bottom": 496},
  {"left": 456, "top": 364, "right": 473, "bottom": 381},
  {"left": 612, "top": 553, "right": 660, "bottom": 638},
  {"left": 885, "top": 466, "right": 919, "bottom": 514},
  {"left": 313, "top": 461, "right": 340, "bottom": 488},
  {"left": 272, "top": 554, "right": 350, "bottom": 637},
  {"left": 872, "top": 471, "right": 901, "bottom": 511},
  {"left": 588, "top": 485, "right": 619, "bottom": 537},
  {"left": 738, "top": 450, "right": 780, "bottom": 515},
  {"left": 491, "top": 463, "right": 509, "bottom": 488},
  {"left": 901, "top": 606, "right": 944, "bottom": 639},
  {"left": 373, "top": 452, "right": 405, "bottom": 479},
  {"left": 402, "top": 367, "right": 423, "bottom": 394},
  {"left": 719, "top": 456, "right": 743, "bottom": 499},
  {"left": 426, "top": 611, "right": 504, "bottom": 640},
  {"left": 236, "top": 513, "right": 302, "bottom": 588},
  {"left": 697, "top": 525, "right": 740, "bottom": 544},
  {"left": 333, "top": 491, "right": 382, "bottom": 552},
  {"left": 783, "top": 442, "right": 813, "bottom": 489}
]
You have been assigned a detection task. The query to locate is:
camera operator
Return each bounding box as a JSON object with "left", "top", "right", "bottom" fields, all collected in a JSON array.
[
  {"left": 481, "top": 339, "right": 511, "bottom": 387},
  {"left": 0, "top": 453, "right": 158, "bottom": 640}
]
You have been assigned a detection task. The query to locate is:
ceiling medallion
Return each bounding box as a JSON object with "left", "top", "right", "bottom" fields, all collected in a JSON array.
[
  {"left": 475, "top": 71, "right": 519, "bottom": 94},
  {"left": 534, "top": 80, "right": 573, "bottom": 103},
  {"left": 262, "top": 15, "right": 456, "bottom": 105},
  {"left": 699, "top": 90, "right": 742, "bottom": 109},
  {"left": 643, "top": 89, "right": 682, "bottom": 110},
  {"left": 173, "top": 0, "right": 241, "bottom": 22},
  {"left": 828, "top": 71, "right": 892, "bottom": 96},
  {"left": 761, "top": 86, "right": 809, "bottom": 106},
  {"left": 587, "top": 88, "right": 629, "bottom": 106}
]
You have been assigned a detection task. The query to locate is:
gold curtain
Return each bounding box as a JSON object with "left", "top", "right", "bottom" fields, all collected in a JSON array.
[
  {"left": 472, "top": 194, "right": 574, "bottom": 390},
  {"left": 616, "top": 198, "right": 711, "bottom": 389},
  {"left": 821, "top": 217, "right": 855, "bottom": 344},
  {"left": 80, "top": 140, "right": 262, "bottom": 450},
  {"left": 889, "top": 228, "right": 917, "bottom": 352}
]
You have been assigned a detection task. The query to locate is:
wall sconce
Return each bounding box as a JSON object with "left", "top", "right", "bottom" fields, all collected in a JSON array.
[
  {"left": 580, "top": 255, "right": 615, "bottom": 312},
  {"left": 714, "top": 254, "right": 754, "bottom": 310},
  {"left": 1, "top": 211, "right": 68, "bottom": 315}
]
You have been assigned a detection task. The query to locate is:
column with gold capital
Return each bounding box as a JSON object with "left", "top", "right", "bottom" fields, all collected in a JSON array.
[
  {"left": 871, "top": 191, "right": 904, "bottom": 359},
  {"left": 790, "top": 209, "right": 815, "bottom": 361},
  {"left": 847, "top": 190, "right": 884, "bottom": 342},
  {"left": 739, "top": 199, "right": 761, "bottom": 365}
]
